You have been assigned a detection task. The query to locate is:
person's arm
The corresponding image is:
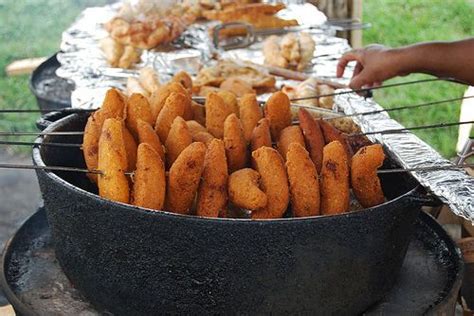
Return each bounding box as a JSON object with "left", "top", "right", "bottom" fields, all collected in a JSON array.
[{"left": 336, "top": 38, "right": 474, "bottom": 89}]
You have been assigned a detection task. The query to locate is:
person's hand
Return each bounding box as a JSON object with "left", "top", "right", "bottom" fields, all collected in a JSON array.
[{"left": 337, "top": 44, "right": 405, "bottom": 90}]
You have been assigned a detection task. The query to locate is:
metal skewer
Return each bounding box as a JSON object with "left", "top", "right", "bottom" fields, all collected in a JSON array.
[
  {"left": 0, "top": 141, "right": 82, "bottom": 148},
  {"left": 377, "top": 164, "right": 474, "bottom": 174},
  {"left": 290, "top": 77, "right": 466, "bottom": 102},
  {"left": 323, "top": 95, "right": 474, "bottom": 121},
  {"left": 0, "top": 131, "right": 84, "bottom": 136},
  {"left": 0, "top": 164, "right": 102, "bottom": 174},
  {"left": 0, "top": 108, "right": 94, "bottom": 114},
  {"left": 0, "top": 163, "right": 471, "bottom": 175},
  {"left": 353, "top": 120, "right": 474, "bottom": 137}
]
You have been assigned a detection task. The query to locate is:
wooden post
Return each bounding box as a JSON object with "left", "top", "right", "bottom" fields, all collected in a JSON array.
[{"left": 309, "top": 0, "right": 364, "bottom": 48}]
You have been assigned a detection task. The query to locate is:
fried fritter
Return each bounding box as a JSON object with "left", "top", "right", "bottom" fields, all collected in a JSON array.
[
  {"left": 286, "top": 143, "right": 320, "bottom": 217},
  {"left": 193, "top": 131, "right": 215, "bottom": 146},
  {"left": 136, "top": 119, "right": 165, "bottom": 163},
  {"left": 320, "top": 141, "right": 349, "bottom": 215},
  {"left": 186, "top": 120, "right": 207, "bottom": 136},
  {"left": 98, "top": 118, "right": 129, "bottom": 203},
  {"left": 217, "top": 90, "right": 239, "bottom": 116},
  {"left": 196, "top": 139, "right": 228, "bottom": 217},
  {"left": 277, "top": 125, "right": 305, "bottom": 161},
  {"left": 298, "top": 108, "right": 325, "bottom": 173},
  {"left": 228, "top": 168, "right": 267, "bottom": 210},
  {"left": 166, "top": 142, "right": 207, "bottom": 214},
  {"left": 264, "top": 91, "right": 292, "bottom": 141},
  {"left": 319, "top": 119, "right": 353, "bottom": 158},
  {"left": 154, "top": 92, "right": 186, "bottom": 142},
  {"left": 165, "top": 116, "right": 193, "bottom": 168},
  {"left": 224, "top": 114, "right": 248, "bottom": 172},
  {"left": 83, "top": 89, "right": 126, "bottom": 182},
  {"left": 205, "top": 92, "right": 235, "bottom": 138},
  {"left": 122, "top": 126, "right": 137, "bottom": 172},
  {"left": 351, "top": 144, "right": 386, "bottom": 208},
  {"left": 149, "top": 82, "right": 190, "bottom": 120},
  {"left": 239, "top": 93, "right": 262, "bottom": 142},
  {"left": 171, "top": 71, "right": 193, "bottom": 92},
  {"left": 133, "top": 143, "right": 166, "bottom": 210},
  {"left": 125, "top": 93, "right": 154, "bottom": 138},
  {"left": 251, "top": 147, "right": 289, "bottom": 219}
]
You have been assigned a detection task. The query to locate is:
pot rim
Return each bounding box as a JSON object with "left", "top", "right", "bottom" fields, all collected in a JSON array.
[{"left": 32, "top": 113, "right": 422, "bottom": 224}]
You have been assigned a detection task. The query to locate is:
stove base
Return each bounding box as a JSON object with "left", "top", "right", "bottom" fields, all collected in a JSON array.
[{"left": 1, "top": 208, "right": 463, "bottom": 315}]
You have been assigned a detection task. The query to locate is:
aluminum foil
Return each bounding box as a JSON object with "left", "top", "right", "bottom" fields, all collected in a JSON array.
[
  {"left": 58, "top": 2, "right": 473, "bottom": 218},
  {"left": 336, "top": 93, "right": 474, "bottom": 219}
]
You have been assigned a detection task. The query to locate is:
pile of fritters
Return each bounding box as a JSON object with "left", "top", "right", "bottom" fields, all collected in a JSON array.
[
  {"left": 263, "top": 33, "right": 315, "bottom": 71},
  {"left": 193, "top": 60, "right": 276, "bottom": 97},
  {"left": 83, "top": 79, "right": 386, "bottom": 219},
  {"left": 204, "top": 3, "right": 298, "bottom": 37}
]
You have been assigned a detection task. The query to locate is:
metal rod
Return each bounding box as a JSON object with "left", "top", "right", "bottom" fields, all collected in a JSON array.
[
  {"left": 0, "top": 131, "right": 84, "bottom": 136},
  {"left": 324, "top": 95, "right": 474, "bottom": 121},
  {"left": 354, "top": 120, "right": 474, "bottom": 137},
  {"left": 290, "top": 77, "right": 463, "bottom": 102},
  {"left": 0, "top": 141, "right": 82, "bottom": 148},
  {"left": 377, "top": 164, "right": 474, "bottom": 174},
  {"left": 0, "top": 164, "right": 102, "bottom": 174},
  {"left": 0, "top": 162, "right": 470, "bottom": 176},
  {"left": 0, "top": 108, "right": 94, "bottom": 114}
]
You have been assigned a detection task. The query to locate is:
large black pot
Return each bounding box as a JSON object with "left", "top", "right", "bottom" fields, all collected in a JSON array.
[
  {"left": 29, "top": 53, "right": 74, "bottom": 111},
  {"left": 33, "top": 113, "right": 431, "bottom": 315}
]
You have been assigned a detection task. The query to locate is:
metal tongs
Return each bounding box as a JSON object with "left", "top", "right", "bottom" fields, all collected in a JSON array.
[{"left": 213, "top": 19, "right": 371, "bottom": 50}]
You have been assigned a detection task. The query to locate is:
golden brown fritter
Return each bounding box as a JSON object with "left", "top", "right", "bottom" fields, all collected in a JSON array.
[
  {"left": 228, "top": 168, "right": 267, "bottom": 210},
  {"left": 149, "top": 82, "right": 190, "bottom": 120},
  {"left": 251, "top": 147, "right": 289, "bottom": 219},
  {"left": 166, "top": 142, "right": 207, "bottom": 214},
  {"left": 98, "top": 118, "right": 129, "bottom": 204},
  {"left": 193, "top": 131, "right": 215, "bottom": 146},
  {"left": 125, "top": 93, "right": 154, "bottom": 138},
  {"left": 154, "top": 92, "right": 186, "bottom": 142},
  {"left": 298, "top": 108, "right": 325, "bottom": 173},
  {"left": 319, "top": 119, "right": 353, "bottom": 158},
  {"left": 239, "top": 93, "right": 262, "bottom": 142},
  {"left": 133, "top": 143, "right": 166, "bottom": 210},
  {"left": 83, "top": 88, "right": 126, "bottom": 182},
  {"left": 277, "top": 125, "right": 305, "bottom": 161},
  {"left": 165, "top": 116, "right": 193, "bottom": 168},
  {"left": 224, "top": 114, "right": 248, "bottom": 172},
  {"left": 196, "top": 139, "right": 229, "bottom": 217},
  {"left": 205, "top": 92, "right": 235, "bottom": 138},
  {"left": 217, "top": 90, "right": 239, "bottom": 116},
  {"left": 122, "top": 126, "right": 137, "bottom": 172},
  {"left": 286, "top": 143, "right": 320, "bottom": 217},
  {"left": 351, "top": 144, "right": 386, "bottom": 208},
  {"left": 320, "top": 141, "right": 350, "bottom": 215},
  {"left": 264, "top": 91, "right": 292, "bottom": 141},
  {"left": 136, "top": 119, "right": 165, "bottom": 163}
]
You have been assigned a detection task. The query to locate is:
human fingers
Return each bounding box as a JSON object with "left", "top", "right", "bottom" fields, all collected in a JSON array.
[{"left": 336, "top": 51, "right": 362, "bottom": 78}]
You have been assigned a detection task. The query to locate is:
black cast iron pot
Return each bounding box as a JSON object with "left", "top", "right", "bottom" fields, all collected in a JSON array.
[{"left": 33, "top": 113, "right": 433, "bottom": 315}]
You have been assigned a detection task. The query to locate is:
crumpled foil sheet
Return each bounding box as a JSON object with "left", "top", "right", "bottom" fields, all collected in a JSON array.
[
  {"left": 336, "top": 93, "right": 474, "bottom": 219},
  {"left": 58, "top": 2, "right": 473, "bottom": 219}
]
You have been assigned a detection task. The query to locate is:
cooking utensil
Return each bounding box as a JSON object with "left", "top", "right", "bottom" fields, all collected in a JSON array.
[
  {"left": 213, "top": 20, "right": 371, "bottom": 50},
  {"left": 31, "top": 112, "right": 437, "bottom": 315},
  {"left": 1, "top": 208, "right": 463, "bottom": 315}
]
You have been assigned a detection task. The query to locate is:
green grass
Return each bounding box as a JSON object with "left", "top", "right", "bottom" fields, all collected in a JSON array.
[
  {"left": 362, "top": 0, "right": 474, "bottom": 157},
  {"left": 0, "top": 0, "right": 472, "bottom": 157},
  {"left": 0, "top": 0, "right": 110, "bottom": 153}
]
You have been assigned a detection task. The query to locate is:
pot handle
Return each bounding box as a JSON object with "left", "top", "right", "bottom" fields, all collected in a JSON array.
[
  {"left": 410, "top": 186, "right": 443, "bottom": 207},
  {"left": 35, "top": 110, "right": 70, "bottom": 131}
]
